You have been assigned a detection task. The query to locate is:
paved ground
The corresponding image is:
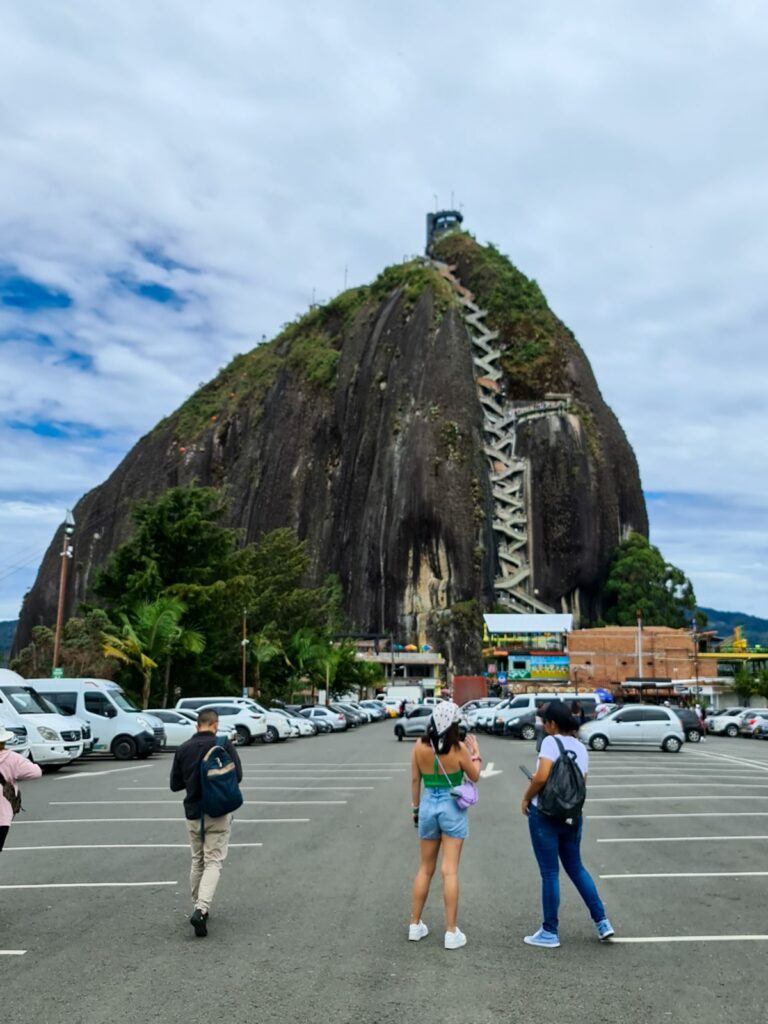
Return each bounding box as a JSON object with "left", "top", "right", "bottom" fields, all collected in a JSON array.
[{"left": 3, "top": 728, "right": 767, "bottom": 1022}]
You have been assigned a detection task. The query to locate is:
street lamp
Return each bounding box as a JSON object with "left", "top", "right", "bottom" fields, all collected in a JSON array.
[
  {"left": 241, "top": 610, "right": 250, "bottom": 697},
  {"left": 52, "top": 510, "right": 75, "bottom": 673}
]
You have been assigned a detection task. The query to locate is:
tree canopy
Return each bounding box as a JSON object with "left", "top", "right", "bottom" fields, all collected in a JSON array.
[{"left": 602, "top": 532, "right": 697, "bottom": 628}]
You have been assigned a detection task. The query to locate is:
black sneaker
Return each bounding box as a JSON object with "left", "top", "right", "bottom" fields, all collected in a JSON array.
[{"left": 190, "top": 909, "right": 208, "bottom": 937}]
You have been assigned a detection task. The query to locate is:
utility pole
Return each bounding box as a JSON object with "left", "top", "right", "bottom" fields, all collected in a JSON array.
[
  {"left": 241, "top": 610, "right": 250, "bottom": 697},
  {"left": 52, "top": 511, "right": 75, "bottom": 673},
  {"left": 636, "top": 609, "right": 643, "bottom": 682}
]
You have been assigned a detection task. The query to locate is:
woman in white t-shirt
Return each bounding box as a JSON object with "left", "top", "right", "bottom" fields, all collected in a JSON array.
[{"left": 520, "top": 700, "right": 614, "bottom": 948}]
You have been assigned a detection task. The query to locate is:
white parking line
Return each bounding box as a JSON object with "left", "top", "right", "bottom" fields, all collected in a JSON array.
[
  {"left": 601, "top": 871, "right": 768, "bottom": 879},
  {"left": 241, "top": 762, "right": 406, "bottom": 767},
  {"left": 53, "top": 765, "right": 156, "bottom": 780},
  {"left": 687, "top": 752, "right": 768, "bottom": 772},
  {"left": 3, "top": 844, "right": 263, "bottom": 851},
  {"left": 242, "top": 768, "right": 406, "bottom": 773},
  {"left": 50, "top": 800, "right": 347, "bottom": 807},
  {"left": 589, "top": 795, "right": 768, "bottom": 802},
  {"left": 611, "top": 935, "right": 768, "bottom": 944},
  {"left": 0, "top": 950, "right": 27, "bottom": 955},
  {"left": 0, "top": 881, "right": 177, "bottom": 890},
  {"left": 13, "top": 818, "right": 310, "bottom": 824},
  {"left": 588, "top": 783, "right": 768, "bottom": 789},
  {"left": 597, "top": 835, "right": 768, "bottom": 843},
  {"left": 589, "top": 812, "right": 768, "bottom": 820}
]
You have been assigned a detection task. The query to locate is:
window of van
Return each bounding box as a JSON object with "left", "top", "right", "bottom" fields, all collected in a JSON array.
[
  {"left": 108, "top": 690, "right": 140, "bottom": 712},
  {"left": 42, "top": 691, "right": 78, "bottom": 715},
  {"left": 1, "top": 686, "right": 50, "bottom": 714},
  {"left": 85, "top": 692, "right": 115, "bottom": 717}
]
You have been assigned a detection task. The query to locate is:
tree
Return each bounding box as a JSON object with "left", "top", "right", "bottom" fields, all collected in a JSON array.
[
  {"left": 284, "top": 629, "right": 329, "bottom": 703},
  {"left": 102, "top": 597, "right": 204, "bottom": 708},
  {"left": 733, "top": 665, "right": 756, "bottom": 705},
  {"left": 602, "top": 533, "right": 696, "bottom": 628},
  {"left": 752, "top": 668, "right": 768, "bottom": 704},
  {"left": 11, "top": 610, "right": 119, "bottom": 680}
]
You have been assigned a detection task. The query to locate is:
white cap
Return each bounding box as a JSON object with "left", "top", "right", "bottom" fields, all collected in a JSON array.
[{"left": 0, "top": 726, "right": 15, "bottom": 744}]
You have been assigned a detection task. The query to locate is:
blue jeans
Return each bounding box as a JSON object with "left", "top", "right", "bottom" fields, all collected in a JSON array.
[
  {"left": 419, "top": 788, "right": 469, "bottom": 840},
  {"left": 527, "top": 804, "right": 606, "bottom": 934}
]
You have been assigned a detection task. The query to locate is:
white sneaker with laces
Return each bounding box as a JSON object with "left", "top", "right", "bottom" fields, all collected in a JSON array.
[
  {"left": 444, "top": 928, "right": 467, "bottom": 950},
  {"left": 408, "top": 921, "right": 429, "bottom": 941}
]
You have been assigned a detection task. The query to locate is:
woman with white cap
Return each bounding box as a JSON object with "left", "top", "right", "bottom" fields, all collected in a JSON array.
[
  {"left": 0, "top": 725, "right": 42, "bottom": 851},
  {"left": 408, "top": 701, "right": 482, "bottom": 949}
]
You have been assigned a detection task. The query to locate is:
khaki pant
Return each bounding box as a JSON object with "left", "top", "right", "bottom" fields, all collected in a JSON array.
[{"left": 185, "top": 813, "right": 232, "bottom": 914}]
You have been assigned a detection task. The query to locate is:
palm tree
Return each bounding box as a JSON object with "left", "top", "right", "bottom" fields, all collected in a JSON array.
[
  {"left": 285, "top": 629, "right": 328, "bottom": 703},
  {"left": 249, "top": 630, "right": 283, "bottom": 700},
  {"left": 102, "top": 597, "right": 204, "bottom": 708}
]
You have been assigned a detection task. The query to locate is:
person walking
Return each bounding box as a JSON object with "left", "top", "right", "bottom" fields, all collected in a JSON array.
[
  {"left": 170, "top": 708, "right": 243, "bottom": 937},
  {"left": 0, "top": 726, "right": 42, "bottom": 851},
  {"left": 408, "top": 702, "right": 482, "bottom": 950},
  {"left": 521, "top": 700, "right": 613, "bottom": 947}
]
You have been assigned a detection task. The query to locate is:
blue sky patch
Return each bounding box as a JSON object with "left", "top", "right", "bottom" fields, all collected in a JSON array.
[
  {"left": 136, "top": 243, "right": 196, "bottom": 273},
  {"left": 0, "top": 272, "right": 72, "bottom": 310},
  {"left": 6, "top": 418, "right": 106, "bottom": 440},
  {"left": 110, "top": 271, "right": 186, "bottom": 307}
]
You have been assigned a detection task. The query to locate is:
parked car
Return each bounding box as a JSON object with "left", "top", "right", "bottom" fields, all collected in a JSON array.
[
  {"left": 0, "top": 711, "right": 30, "bottom": 758},
  {"left": 357, "top": 700, "right": 388, "bottom": 721},
  {"left": 175, "top": 708, "right": 239, "bottom": 745},
  {"left": 195, "top": 703, "right": 268, "bottom": 746},
  {"left": 461, "top": 698, "right": 501, "bottom": 729},
  {"left": 335, "top": 702, "right": 371, "bottom": 723},
  {"left": 37, "top": 694, "right": 94, "bottom": 755},
  {"left": 175, "top": 696, "right": 286, "bottom": 743},
  {"left": 271, "top": 708, "right": 316, "bottom": 737},
  {"left": 671, "top": 707, "right": 705, "bottom": 743},
  {"left": 330, "top": 703, "right": 363, "bottom": 727},
  {"left": 580, "top": 705, "right": 684, "bottom": 752},
  {"left": 503, "top": 711, "right": 537, "bottom": 741},
  {"left": 0, "top": 680, "right": 84, "bottom": 769},
  {"left": 705, "top": 707, "right": 745, "bottom": 736},
  {"left": 146, "top": 709, "right": 198, "bottom": 747},
  {"left": 738, "top": 709, "right": 768, "bottom": 737},
  {"left": 34, "top": 676, "right": 165, "bottom": 759},
  {"left": 394, "top": 706, "right": 468, "bottom": 742},
  {"left": 476, "top": 698, "right": 513, "bottom": 732},
  {"left": 300, "top": 706, "right": 348, "bottom": 731}
]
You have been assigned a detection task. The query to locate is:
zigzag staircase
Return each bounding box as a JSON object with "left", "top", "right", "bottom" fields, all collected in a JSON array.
[{"left": 429, "top": 258, "right": 570, "bottom": 614}]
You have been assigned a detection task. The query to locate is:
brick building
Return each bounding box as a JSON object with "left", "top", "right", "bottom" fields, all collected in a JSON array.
[{"left": 567, "top": 626, "right": 718, "bottom": 688}]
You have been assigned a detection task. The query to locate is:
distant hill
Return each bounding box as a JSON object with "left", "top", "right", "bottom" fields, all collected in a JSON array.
[
  {"left": 0, "top": 620, "right": 17, "bottom": 665},
  {"left": 699, "top": 608, "right": 768, "bottom": 648}
]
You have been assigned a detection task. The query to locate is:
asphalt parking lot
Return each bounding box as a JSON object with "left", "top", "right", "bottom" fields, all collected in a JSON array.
[{"left": 2, "top": 729, "right": 765, "bottom": 1023}]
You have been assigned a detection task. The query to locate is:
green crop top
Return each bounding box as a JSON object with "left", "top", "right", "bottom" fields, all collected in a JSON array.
[{"left": 422, "top": 755, "right": 464, "bottom": 789}]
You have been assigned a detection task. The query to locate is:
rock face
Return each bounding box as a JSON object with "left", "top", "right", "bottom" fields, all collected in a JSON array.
[{"left": 15, "top": 233, "right": 647, "bottom": 657}]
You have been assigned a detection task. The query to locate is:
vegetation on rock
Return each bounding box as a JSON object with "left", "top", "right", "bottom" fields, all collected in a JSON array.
[{"left": 602, "top": 532, "right": 696, "bottom": 628}]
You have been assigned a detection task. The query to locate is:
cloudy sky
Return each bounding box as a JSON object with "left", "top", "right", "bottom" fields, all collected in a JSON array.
[{"left": 1, "top": 1, "right": 767, "bottom": 625}]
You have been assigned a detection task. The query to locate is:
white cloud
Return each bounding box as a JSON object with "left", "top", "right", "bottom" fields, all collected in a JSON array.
[{"left": 1, "top": 0, "right": 767, "bottom": 622}]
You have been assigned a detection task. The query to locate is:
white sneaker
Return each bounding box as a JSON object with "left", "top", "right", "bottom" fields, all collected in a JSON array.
[
  {"left": 408, "top": 921, "right": 429, "bottom": 941},
  {"left": 444, "top": 928, "right": 467, "bottom": 950}
]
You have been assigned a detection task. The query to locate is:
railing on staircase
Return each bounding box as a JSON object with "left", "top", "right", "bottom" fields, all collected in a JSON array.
[{"left": 428, "top": 258, "right": 570, "bottom": 614}]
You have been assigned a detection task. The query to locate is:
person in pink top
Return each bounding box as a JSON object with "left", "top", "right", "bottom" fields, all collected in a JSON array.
[{"left": 0, "top": 725, "right": 42, "bottom": 851}]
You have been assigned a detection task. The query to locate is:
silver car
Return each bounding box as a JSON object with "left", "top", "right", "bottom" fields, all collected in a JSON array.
[
  {"left": 580, "top": 705, "right": 684, "bottom": 753},
  {"left": 394, "top": 706, "right": 468, "bottom": 742}
]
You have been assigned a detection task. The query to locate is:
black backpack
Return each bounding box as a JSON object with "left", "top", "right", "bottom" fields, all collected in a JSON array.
[
  {"left": 537, "top": 737, "right": 586, "bottom": 824},
  {"left": 0, "top": 772, "right": 22, "bottom": 816}
]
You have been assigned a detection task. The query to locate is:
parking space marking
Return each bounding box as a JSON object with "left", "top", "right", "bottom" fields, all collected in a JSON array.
[
  {"left": 610, "top": 935, "right": 768, "bottom": 944},
  {"left": 589, "top": 795, "right": 768, "bottom": 802},
  {"left": 597, "top": 835, "right": 768, "bottom": 843},
  {"left": 50, "top": 800, "right": 347, "bottom": 806},
  {"left": 0, "top": 881, "right": 178, "bottom": 890},
  {"left": 3, "top": 844, "right": 264, "bottom": 851},
  {"left": 588, "top": 782, "right": 768, "bottom": 789},
  {"left": 241, "top": 762, "right": 406, "bottom": 766},
  {"left": 53, "top": 765, "right": 156, "bottom": 780},
  {"left": 683, "top": 751, "right": 768, "bottom": 772},
  {"left": 13, "top": 817, "right": 310, "bottom": 824},
  {"left": 601, "top": 871, "right": 768, "bottom": 879},
  {"left": 590, "top": 812, "right": 768, "bottom": 820},
  {"left": 0, "top": 950, "right": 27, "bottom": 956}
]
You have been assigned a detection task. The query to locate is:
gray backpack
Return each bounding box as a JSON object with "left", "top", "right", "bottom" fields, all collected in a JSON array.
[{"left": 0, "top": 772, "right": 22, "bottom": 815}]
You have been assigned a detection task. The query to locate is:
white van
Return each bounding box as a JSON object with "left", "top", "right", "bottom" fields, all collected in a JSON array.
[
  {"left": 0, "top": 671, "right": 84, "bottom": 769},
  {"left": 32, "top": 678, "right": 166, "bottom": 760}
]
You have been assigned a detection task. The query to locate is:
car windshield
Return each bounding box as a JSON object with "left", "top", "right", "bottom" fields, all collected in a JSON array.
[
  {"left": 2, "top": 686, "right": 50, "bottom": 714},
  {"left": 108, "top": 689, "right": 140, "bottom": 712}
]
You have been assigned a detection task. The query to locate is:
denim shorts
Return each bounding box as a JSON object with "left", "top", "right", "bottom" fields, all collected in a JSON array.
[{"left": 419, "top": 788, "right": 469, "bottom": 840}]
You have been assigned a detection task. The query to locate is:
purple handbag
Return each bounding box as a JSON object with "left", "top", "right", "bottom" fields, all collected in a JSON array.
[{"left": 432, "top": 745, "right": 479, "bottom": 810}]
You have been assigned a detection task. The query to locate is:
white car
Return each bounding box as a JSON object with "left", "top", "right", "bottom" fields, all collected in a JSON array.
[
  {"left": 146, "top": 709, "right": 198, "bottom": 747},
  {"left": 461, "top": 698, "right": 501, "bottom": 729},
  {"left": 358, "top": 700, "right": 388, "bottom": 720},
  {"left": 176, "top": 697, "right": 289, "bottom": 743},
  {"left": 580, "top": 705, "right": 684, "bottom": 752},
  {"left": 272, "top": 708, "right": 315, "bottom": 736},
  {"left": 705, "top": 707, "right": 747, "bottom": 737},
  {"left": 301, "top": 706, "right": 348, "bottom": 731},
  {"left": 176, "top": 708, "right": 239, "bottom": 745},
  {"left": 195, "top": 703, "right": 269, "bottom": 745}
]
